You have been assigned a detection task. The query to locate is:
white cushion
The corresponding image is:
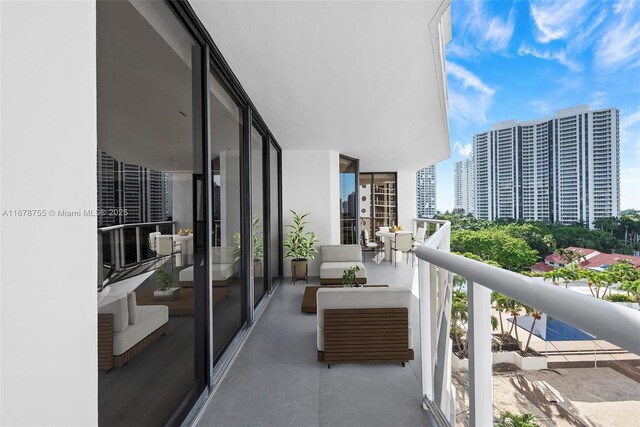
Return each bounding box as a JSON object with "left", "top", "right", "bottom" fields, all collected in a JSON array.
[
  {"left": 112, "top": 305, "right": 168, "bottom": 356},
  {"left": 319, "top": 262, "right": 366, "bottom": 279},
  {"left": 98, "top": 293, "right": 129, "bottom": 333},
  {"left": 316, "top": 287, "right": 412, "bottom": 351},
  {"left": 320, "top": 245, "right": 362, "bottom": 263},
  {"left": 212, "top": 246, "right": 236, "bottom": 264},
  {"left": 127, "top": 291, "right": 139, "bottom": 325},
  {"left": 212, "top": 263, "right": 237, "bottom": 281},
  {"left": 179, "top": 263, "right": 238, "bottom": 282}
]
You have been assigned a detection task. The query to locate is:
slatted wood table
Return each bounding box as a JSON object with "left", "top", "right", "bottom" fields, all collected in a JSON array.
[
  {"left": 319, "top": 307, "right": 413, "bottom": 367},
  {"left": 301, "top": 285, "right": 388, "bottom": 314},
  {"left": 137, "top": 286, "right": 230, "bottom": 316}
]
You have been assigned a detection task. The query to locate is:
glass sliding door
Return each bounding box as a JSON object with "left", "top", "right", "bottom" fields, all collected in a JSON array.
[
  {"left": 251, "top": 125, "right": 267, "bottom": 306},
  {"left": 339, "top": 155, "right": 360, "bottom": 244},
  {"left": 270, "top": 142, "right": 282, "bottom": 284},
  {"left": 209, "top": 71, "right": 244, "bottom": 361},
  {"left": 97, "top": 0, "right": 207, "bottom": 425},
  {"left": 359, "top": 172, "right": 397, "bottom": 240}
]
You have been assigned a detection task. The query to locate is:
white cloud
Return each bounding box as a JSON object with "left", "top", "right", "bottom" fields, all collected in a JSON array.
[
  {"left": 620, "top": 168, "right": 640, "bottom": 209},
  {"left": 530, "top": 100, "right": 552, "bottom": 115},
  {"left": 622, "top": 109, "right": 640, "bottom": 130},
  {"left": 448, "top": 0, "right": 515, "bottom": 57},
  {"left": 453, "top": 141, "right": 473, "bottom": 158},
  {"left": 595, "top": 3, "right": 640, "bottom": 71},
  {"left": 517, "top": 44, "right": 582, "bottom": 71},
  {"left": 446, "top": 61, "right": 495, "bottom": 96},
  {"left": 484, "top": 8, "right": 516, "bottom": 51},
  {"left": 530, "top": 0, "right": 591, "bottom": 43},
  {"left": 446, "top": 61, "right": 495, "bottom": 125}
]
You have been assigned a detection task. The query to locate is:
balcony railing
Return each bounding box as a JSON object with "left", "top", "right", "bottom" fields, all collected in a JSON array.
[
  {"left": 97, "top": 220, "right": 176, "bottom": 291},
  {"left": 414, "top": 218, "right": 640, "bottom": 426}
]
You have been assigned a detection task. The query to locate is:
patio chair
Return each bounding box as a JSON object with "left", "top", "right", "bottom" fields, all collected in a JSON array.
[
  {"left": 360, "top": 229, "right": 379, "bottom": 263},
  {"left": 156, "top": 235, "right": 182, "bottom": 269},
  {"left": 392, "top": 231, "right": 413, "bottom": 267}
]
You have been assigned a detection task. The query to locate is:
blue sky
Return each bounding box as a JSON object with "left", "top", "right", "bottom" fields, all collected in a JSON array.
[{"left": 437, "top": 0, "right": 640, "bottom": 212}]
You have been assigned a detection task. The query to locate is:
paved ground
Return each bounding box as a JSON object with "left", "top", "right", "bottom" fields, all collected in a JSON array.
[
  {"left": 197, "top": 258, "right": 431, "bottom": 427},
  {"left": 453, "top": 367, "right": 640, "bottom": 426}
]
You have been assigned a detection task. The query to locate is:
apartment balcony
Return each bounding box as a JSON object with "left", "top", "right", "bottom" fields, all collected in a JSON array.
[{"left": 188, "top": 219, "right": 640, "bottom": 426}]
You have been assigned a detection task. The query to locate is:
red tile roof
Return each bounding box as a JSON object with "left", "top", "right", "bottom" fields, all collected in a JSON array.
[
  {"left": 530, "top": 262, "right": 554, "bottom": 272},
  {"left": 537, "top": 247, "right": 640, "bottom": 271}
]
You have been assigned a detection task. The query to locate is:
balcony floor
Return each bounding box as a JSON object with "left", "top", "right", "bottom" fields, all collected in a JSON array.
[{"left": 197, "top": 255, "right": 431, "bottom": 427}]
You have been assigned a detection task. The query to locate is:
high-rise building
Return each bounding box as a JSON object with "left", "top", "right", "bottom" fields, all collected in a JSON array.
[
  {"left": 416, "top": 166, "right": 437, "bottom": 218},
  {"left": 97, "top": 149, "right": 172, "bottom": 227},
  {"left": 454, "top": 156, "right": 475, "bottom": 215},
  {"left": 473, "top": 105, "right": 620, "bottom": 228}
]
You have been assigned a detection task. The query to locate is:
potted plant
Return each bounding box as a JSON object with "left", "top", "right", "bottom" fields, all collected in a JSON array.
[
  {"left": 233, "top": 216, "right": 264, "bottom": 277},
  {"left": 283, "top": 210, "right": 319, "bottom": 284},
  {"left": 341, "top": 266, "right": 361, "bottom": 287},
  {"left": 154, "top": 268, "right": 179, "bottom": 301}
]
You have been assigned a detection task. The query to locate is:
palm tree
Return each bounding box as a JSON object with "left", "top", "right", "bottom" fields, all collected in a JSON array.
[
  {"left": 580, "top": 269, "right": 601, "bottom": 297},
  {"left": 523, "top": 309, "right": 542, "bottom": 352},
  {"left": 554, "top": 248, "right": 586, "bottom": 266},
  {"left": 543, "top": 269, "right": 563, "bottom": 286},
  {"left": 542, "top": 234, "right": 556, "bottom": 255},
  {"left": 558, "top": 264, "right": 581, "bottom": 288}
]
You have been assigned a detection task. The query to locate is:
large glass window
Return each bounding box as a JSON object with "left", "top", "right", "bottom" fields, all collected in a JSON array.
[
  {"left": 251, "top": 125, "right": 267, "bottom": 305},
  {"left": 270, "top": 143, "right": 281, "bottom": 283},
  {"left": 210, "top": 72, "right": 244, "bottom": 361},
  {"left": 97, "top": 0, "right": 206, "bottom": 425},
  {"left": 340, "top": 155, "right": 359, "bottom": 244},
  {"left": 359, "top": 172, "right": 397, "bottom": 241}
]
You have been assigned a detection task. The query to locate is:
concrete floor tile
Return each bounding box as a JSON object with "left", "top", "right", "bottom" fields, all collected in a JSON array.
[
  {"left": 319, "top": 364, "right": 430, "bottom": 427},
  {"left": 199, "top": 363, "right": 321, "bottom": 427}
]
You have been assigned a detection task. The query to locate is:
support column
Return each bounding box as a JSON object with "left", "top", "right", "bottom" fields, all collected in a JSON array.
[
  {"left": 419, "top": 259, "right": 434, "bottom": 402},
  {"left": 468, "top": 281, "right": 493, "bottom": 426}
]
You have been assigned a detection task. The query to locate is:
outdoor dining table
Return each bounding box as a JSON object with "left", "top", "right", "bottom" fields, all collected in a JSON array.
[{"left": 374, "top": 230, "right": 411, "bottom": 264}]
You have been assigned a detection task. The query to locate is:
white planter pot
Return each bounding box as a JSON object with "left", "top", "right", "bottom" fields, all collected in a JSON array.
[{"left": 154, "top": 287, "right": 180, "bottom": 301}]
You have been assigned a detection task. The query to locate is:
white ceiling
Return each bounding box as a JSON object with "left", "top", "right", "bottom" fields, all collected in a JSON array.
[{"left": 190, "top": 0, "right": 452, "bottom": 171}]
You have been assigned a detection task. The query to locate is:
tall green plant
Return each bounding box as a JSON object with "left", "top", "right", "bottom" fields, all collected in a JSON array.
[
  {"left": 283, "top": 210, "right": 319, "bottom": 260},
  {"left": 233, "top": 215, "right": 263, "bottom": 261}
]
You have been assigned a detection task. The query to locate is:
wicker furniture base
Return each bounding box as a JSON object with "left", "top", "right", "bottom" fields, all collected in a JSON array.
[
  {"left": 136, "top": 286, "right": 230, "bottom": 316},
  {"left": 98, "top": 313, "right": 169, "bottom": 370},
  {"left": 319, "top": 277, "right": 367, "bottom": 285},
  {"left": 301, "top": 285, "right": 388, "bottom": 314},
  {"left": 318, "top": 307, "right": 413, "bottom": 367}
]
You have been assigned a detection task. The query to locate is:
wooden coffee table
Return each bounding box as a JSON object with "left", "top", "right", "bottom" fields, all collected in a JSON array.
[
  {"left": 301, "top": 285, "right": 388, "bottom": 314},
  {"left": 137, "top": 286, "right": 230, "bottom": 316}
]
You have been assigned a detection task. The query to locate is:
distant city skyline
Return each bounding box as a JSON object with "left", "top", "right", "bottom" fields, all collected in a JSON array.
[
  {"left": 437, "top": 0, "right": 640, "bottom": 213},
  {"left": 473, "top": 105, "right": 619, "bottom": 228}
]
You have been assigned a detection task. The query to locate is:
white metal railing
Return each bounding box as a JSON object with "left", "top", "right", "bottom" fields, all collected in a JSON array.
[{"left": 415, "top": 219, "right": 640, "bottom": 426}]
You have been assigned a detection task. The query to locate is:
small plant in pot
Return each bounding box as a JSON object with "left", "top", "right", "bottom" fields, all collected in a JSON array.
[
  {"left": 341, "top": 266, "right": 361, "bottom": 287},
  {"left": 154, "top": 268, "right": 179, "bottom": 301},
  {"left": 283, "top": 210, "right": 318, "bottom": 284},
  {"left": 233, "top": 216, "right": 264, "bottom": 277}
]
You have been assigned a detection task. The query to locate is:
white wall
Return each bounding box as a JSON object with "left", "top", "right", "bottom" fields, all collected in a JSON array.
[
  {"left": 0, "top": 1, "right": 97, "bottom": 426},
  {"left": 282, "top": 150, "right": 340, "bottom": 276},
  {"left": 397, "top": 170, "right": 418, "bottom": 230},
  {"left": 172, "top": 172, "right": 193, "bottom": 231}
]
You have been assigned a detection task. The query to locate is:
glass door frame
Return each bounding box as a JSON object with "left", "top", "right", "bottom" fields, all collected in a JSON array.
[{"left": 162, "top": 0, "right": 284, "bottom": 424}]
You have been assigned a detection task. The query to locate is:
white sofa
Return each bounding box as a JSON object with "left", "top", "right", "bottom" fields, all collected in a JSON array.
[
  {"left": 319, "top": 245, "right": 367, "bottom": 284},
  {"left": 179, "top": 246, "right": 238, "bottom": 286},
  {"left": 316, "top": 287, "right": 413, "bottom": 366},
  {"left": 98, "top": 291, "right": 169, "bottom": 369}
]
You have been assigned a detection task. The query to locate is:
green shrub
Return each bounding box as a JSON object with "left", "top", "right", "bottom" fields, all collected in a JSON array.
[
  {"left": 496, "top": 411, "right": 541, "bottom": 427},
  {"left": 604, "top": 293, "right": 635, "bottom": 303}
]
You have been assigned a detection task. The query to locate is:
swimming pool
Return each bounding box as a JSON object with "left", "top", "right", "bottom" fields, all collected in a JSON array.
[{"left": 509, "top": 313, "right": 594, "bottom": 341}]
